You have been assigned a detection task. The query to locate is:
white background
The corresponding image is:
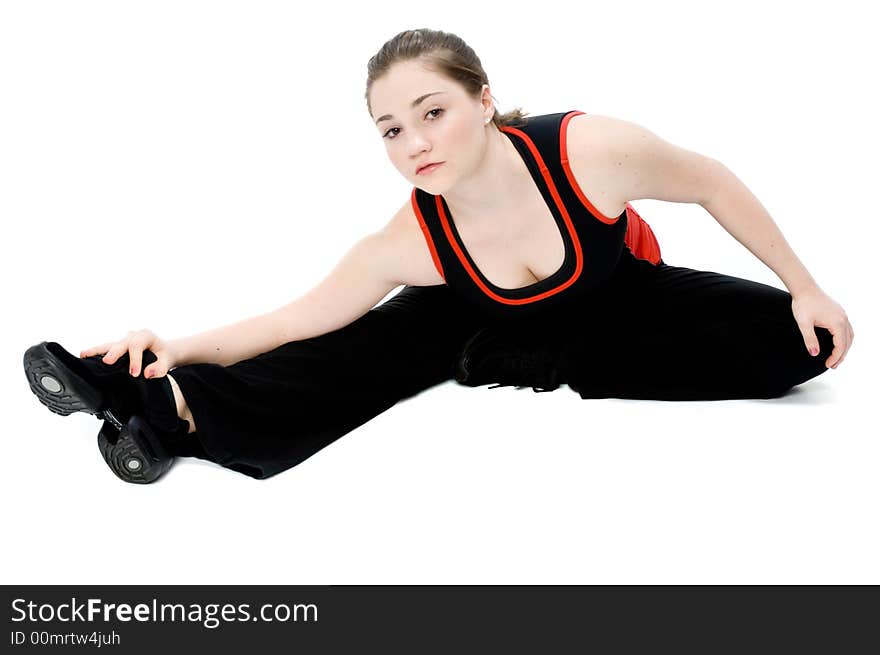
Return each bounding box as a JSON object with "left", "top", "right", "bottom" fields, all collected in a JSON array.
[{"left": 2, "top": 0, "right": 877, "bottom": 584}]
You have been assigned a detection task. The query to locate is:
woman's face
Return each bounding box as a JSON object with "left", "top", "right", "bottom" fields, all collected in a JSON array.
[{"left": 369, "top": 59, "right": 492, "bottom": 193}]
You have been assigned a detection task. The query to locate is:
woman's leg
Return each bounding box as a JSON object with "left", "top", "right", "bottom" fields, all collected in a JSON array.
[
  {"left": 563, "top": 253, "right": 833, "bottom": 401},
  {"left": 166, "top": 284, "right": 485, "bottom": 479}
]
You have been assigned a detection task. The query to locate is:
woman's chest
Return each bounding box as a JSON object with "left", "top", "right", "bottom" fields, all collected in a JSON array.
[
  {"left": 456, "top": 200, "right": 564, "bottom": 289},
  {"left": 453, "top": 176, "right": 625, "bottom": 290}
]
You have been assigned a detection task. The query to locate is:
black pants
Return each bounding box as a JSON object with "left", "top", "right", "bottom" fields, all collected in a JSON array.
[{"left": 168, "top": 248, "right": 833, "bottom": 479}]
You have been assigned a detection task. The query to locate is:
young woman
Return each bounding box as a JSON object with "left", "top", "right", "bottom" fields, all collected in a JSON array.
[{"left": 23, "top": 28, "right": 853, "bottom": 484}]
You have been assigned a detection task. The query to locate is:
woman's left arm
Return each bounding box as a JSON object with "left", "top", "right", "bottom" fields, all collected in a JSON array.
[
  {"left": 574, "top": 114, "right": 854, "bottom": 369},
  {"left": 701, "top": 162, "right": 853, "bottom": 369}
]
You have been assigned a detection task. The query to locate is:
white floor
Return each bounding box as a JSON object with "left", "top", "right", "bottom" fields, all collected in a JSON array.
[{"left": 3, "top": 352, "right": 875, "bottom": 585}]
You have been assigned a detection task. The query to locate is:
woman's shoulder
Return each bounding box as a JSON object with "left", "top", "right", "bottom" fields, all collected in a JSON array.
[
  {"left": 563, "top": 111, "right": 620, "bottom": 156},
  {"left": 561, "top": 111, "right": 631, "bottom": 218},
  {"left": 380, "top": 197, "right": 446, "bottom": 287}
]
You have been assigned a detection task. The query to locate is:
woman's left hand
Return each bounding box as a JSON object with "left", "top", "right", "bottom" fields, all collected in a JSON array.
[{"left": 790, "top": 286, "right": 854, "bottom": 369}]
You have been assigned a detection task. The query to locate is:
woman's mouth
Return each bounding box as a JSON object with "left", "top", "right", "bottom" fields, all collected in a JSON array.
[{"left": 417, "top": 162, "right": 444, "bottom": 175}]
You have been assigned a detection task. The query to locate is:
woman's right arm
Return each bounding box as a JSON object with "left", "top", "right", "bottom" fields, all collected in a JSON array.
[{"left": 168, "top": 228, "right": 404, "bottom": 368}]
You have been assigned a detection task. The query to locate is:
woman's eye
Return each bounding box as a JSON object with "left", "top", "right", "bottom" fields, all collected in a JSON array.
[{"left": 383, "top": 108, "right": 443, "bottom": 140}]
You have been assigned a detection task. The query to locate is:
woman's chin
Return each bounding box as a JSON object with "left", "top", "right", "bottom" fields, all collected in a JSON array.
[{"left": 413, "top": 175, "right": 449, "bottom": 195}]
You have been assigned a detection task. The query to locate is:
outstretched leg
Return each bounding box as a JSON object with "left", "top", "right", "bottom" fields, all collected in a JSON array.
[{"left": 167, "top": 284, "right": 485, "bottom": 479}]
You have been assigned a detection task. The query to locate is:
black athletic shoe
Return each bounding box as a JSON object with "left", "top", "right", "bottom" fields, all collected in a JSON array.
[
  {"left": 23, "top": 341, "right": 179, "bottom": 433},
  {"left": 97, "top": 415, "right": 175, "bottom": 484},
  {"left": 454, "top": 326, "right": 570, "bottom": 393}
]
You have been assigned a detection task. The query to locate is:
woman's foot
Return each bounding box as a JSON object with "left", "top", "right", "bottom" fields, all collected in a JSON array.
[
  {"left": 454, "top": 326, "right": 568, "bottom": 393},
  {"left": 23, "top": 341, "right": 178, "bottom": 430},
  {"left": 26, "top": 341, "right": 206, "bottom": 478},
  {"left": 97, "top": 415, "right": 175, "bottom": 484}
]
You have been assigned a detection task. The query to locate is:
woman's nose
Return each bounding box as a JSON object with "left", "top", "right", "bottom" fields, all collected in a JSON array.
[
  {"left": 408, "top": 140, "right": 432, "bottom": 157},
  {"left": 401, "top": 130, "right": 431, "bottom": 153}
]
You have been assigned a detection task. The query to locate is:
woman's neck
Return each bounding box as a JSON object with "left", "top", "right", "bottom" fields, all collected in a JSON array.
[{"left": 441, "top": 127, "right": 531, "bottom": 227}]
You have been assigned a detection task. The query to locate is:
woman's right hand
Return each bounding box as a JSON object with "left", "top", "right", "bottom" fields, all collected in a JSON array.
[{"left": 79, "top": 329, "right": 179, "bottom": 379}]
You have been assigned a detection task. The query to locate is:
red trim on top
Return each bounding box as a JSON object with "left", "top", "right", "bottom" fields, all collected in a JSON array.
[
  {"left": 410, "top": 188, "right": 446, "bottom": 281},
  {"left": 561, "top": 110, "right": 662, "bottom": 265},
  {"left": 559, "top": 111, "right": 623, "bottom": 225},
  {"left": 434, "top": 124, "right": 584, "bottom": 305}
]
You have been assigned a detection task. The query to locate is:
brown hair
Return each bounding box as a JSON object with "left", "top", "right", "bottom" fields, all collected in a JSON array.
[{"left": 365, "top": 28, "right": 529, "bottom": 129}]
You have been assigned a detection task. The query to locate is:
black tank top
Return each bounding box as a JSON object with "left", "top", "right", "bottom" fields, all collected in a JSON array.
[{"left": 410, "top": 110, "right": 662, "bottom": 321}]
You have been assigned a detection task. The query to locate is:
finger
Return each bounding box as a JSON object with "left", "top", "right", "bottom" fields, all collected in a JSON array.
[
  {"left": 143, "top": 362, "right": 166, "bottom": 379},
  {"left": 102, "top": 341, "right": 129, "bottom": 365},
  {"left": 835, "top": 322, "right": 851, "bottom": 368},
  {"left": 825, "top": 328, "right": 845, "bottom": 369},
  {"left": 796, "top": 321, "right": 820, "bottom": 357},
  {"left": 80, "top": 343, "right": 113, "bottom": 358},
  {"left": 127, "top": 334, "right": 152, "bottom": 377},
  {"left": 832, "top": 323, "right": 854, "bottom": 369},
  {"left": 129, "top": 346, "right": 143, "bottom": 377}
]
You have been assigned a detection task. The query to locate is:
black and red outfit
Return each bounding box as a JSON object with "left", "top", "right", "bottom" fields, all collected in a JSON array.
[{"left": 168, "top": 110, "right": 832, "bottom": 479}]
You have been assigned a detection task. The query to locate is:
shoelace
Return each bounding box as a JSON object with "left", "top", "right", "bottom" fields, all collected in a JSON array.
[{"left": 484, "top": 344, "right": 561, "bottom": 393}]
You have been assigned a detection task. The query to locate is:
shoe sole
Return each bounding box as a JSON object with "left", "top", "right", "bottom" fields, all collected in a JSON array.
[
  {"left": 23, "top": 342, "right": 107, "bottom": 417},
  {"left": 97, "top": 415, "right": 173, "bottom": 484}
]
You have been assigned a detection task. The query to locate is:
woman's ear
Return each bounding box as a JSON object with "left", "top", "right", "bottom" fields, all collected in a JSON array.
[{"left": 480, "top": 85, "right": 494, "bottom": 122}]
